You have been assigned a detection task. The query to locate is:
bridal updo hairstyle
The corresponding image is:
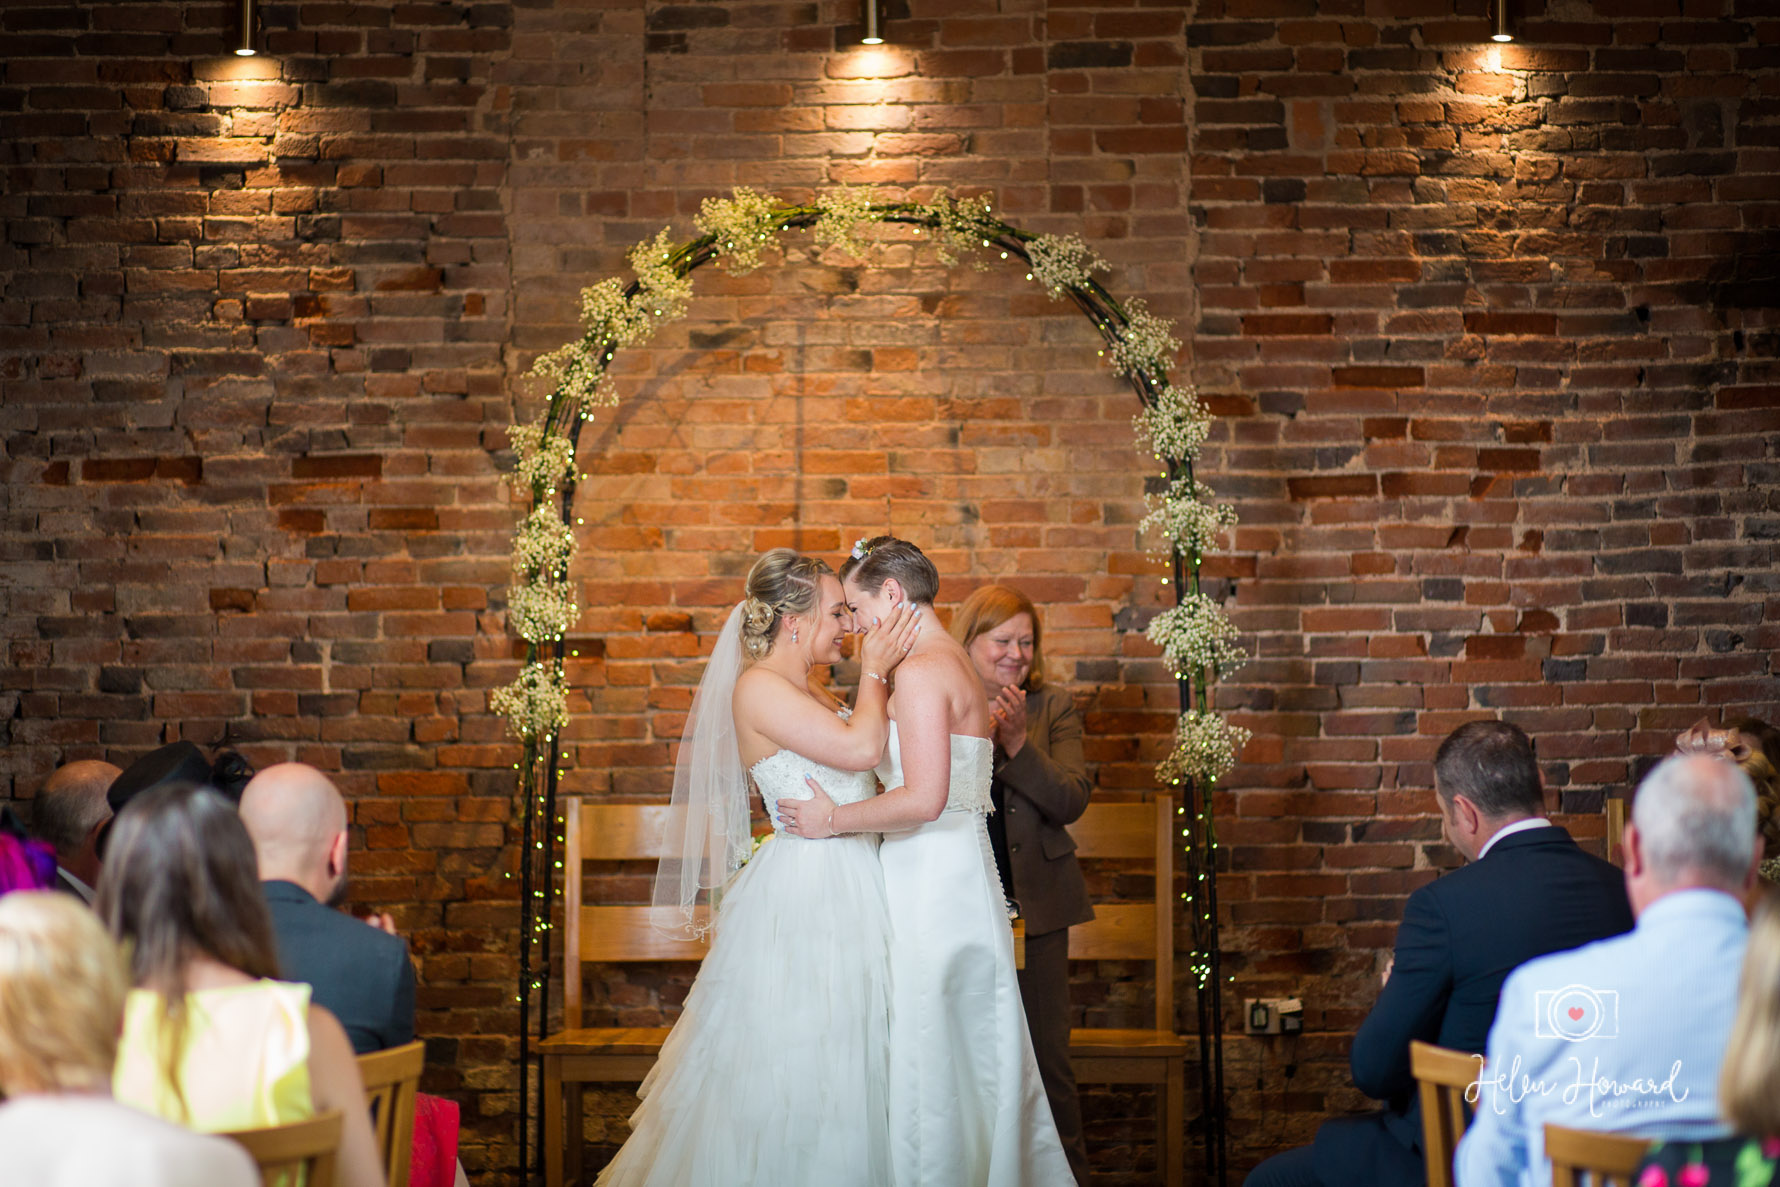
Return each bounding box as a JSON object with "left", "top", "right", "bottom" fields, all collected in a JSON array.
[
  {"left": 741, "top": 549, "right": 834, "bottom": 661},
  {"left": 839, "top": 535, "right": 939, "bottom": 605}
]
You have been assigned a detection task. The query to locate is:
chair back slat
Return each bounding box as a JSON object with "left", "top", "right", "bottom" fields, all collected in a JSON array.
[
  {"left": 1544, "top": 1124, "right": 1651, "bottom": 1187},
  {"left": 1071, "top": 801, "right": 1160, "bottom": 858},
  {"left": 1063, "top": 798, "right": 1174, "bottom": 1030},
  {"left": 357, "top": 1040, "right": 425, "bottom": 1187},
  {"left": 1411, "top": 1041, "right": 1482, "bottom": 1187},
  {"left": 223, "top": 1109, "right": 343, "bottom": 1187},
  {"left": 564, "top": 798, "right": 714, "bottom": 1029}
]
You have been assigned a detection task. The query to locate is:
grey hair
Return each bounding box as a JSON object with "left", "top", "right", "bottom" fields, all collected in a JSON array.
[
  {"left": 32, "top": 763, "right": 115, "bottom": 855},
  {"left": 1633, "top": 754, "right": 1758, "bottom": 888}
]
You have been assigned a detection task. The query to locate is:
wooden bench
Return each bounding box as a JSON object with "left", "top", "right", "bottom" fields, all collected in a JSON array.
[{"left": 1066, "top": 797, "right": 1189, "bottom": 1187}]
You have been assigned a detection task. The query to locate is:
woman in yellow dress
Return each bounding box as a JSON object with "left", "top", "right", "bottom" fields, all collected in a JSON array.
[{"left": 99, "top": 783, "right": 386, "bottom": 1187}]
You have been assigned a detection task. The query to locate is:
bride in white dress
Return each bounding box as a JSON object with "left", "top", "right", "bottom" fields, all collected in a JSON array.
[
  {"left": 781, "top": 537, "right": 1075, "bottom": 1187},
  {"left": 596, "top": 549, "right": 920, "bottom": 1187}
]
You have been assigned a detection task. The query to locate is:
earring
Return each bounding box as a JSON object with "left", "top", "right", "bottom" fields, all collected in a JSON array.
[{"left": 791, "top": 622, "right": 799, "bottom": 644}]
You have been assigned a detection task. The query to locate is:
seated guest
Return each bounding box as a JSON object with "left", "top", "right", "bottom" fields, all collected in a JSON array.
[
  {"left": 98, "top": 742, "right": 255, "bottom": 855},
  {"left": 1675, "top": 715, "right": 1780, "bottom": 885},
  {"left": 0, "top": 828, "right": 56, "bottom": 895},
  {"left": 1457, "top": 754, "right": 1762, "bottom": 1186},
  {"left": 98, "top": 784, "right": 387, "bottom": 1187},
  {"left": 30, "top": 759, "right": 118, "bottom": 902},
  {"left": 1246, "top": 721, "right": 1634, "bottom": 1187},
  {"left": 240, "top": 763, "right": 417, "bottom": 1055},
  {"left": 952, "top": 583, "right": 1094, "bottom": 1186},
  {"left": 1634, "top": 893, "right": 1780, "bottom": 1187},
  {"left": 0, "top": 890, "right": 258, "bottom": 1186}
]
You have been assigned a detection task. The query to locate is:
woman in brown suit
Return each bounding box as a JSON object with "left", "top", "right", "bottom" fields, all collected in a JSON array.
[{"left": 952, "top": 585, "right": 1094, "bottom": 1186}]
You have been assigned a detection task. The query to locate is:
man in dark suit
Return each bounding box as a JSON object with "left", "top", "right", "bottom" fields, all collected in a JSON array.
[
  {"left": 1243, "top": 721, "right": 1635, "bottom": 1187},
  {"left": 31, "top": 760, "right": 119, "bottom": 903},
  {"left": 239, "top": 762, "right": 415, "bottom": 1055}
]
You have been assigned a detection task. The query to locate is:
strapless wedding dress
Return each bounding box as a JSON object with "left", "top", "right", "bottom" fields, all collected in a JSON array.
[
  {"left": 595, "top": 747, "right": 892, "bottom": 1187},
  {"left": 876, "top": 722, "right": 1075, "bottom": 1187}
]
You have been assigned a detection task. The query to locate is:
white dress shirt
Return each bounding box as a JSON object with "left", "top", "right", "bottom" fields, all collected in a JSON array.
[
  {"left": 1476, "top": 818, "right": 1556, "bottom": 862},
  {"left": 1455, "top": 888, "right": 1747, "bottom": 1187}
]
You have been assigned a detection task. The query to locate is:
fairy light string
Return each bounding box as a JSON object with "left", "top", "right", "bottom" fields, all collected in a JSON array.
[{"left": 496, "top": 188, "right": 1246, "bottom": 1180}]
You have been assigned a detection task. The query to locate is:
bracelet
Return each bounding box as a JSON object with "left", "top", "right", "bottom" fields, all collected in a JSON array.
[{"left": 862, "top": 670, "right": 887, "bottom": 685}]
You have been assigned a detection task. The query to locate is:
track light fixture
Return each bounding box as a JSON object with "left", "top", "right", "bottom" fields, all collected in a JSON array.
[
  {"left": 1491, "top": 0, "right": 1514, "bottom": 43},
  {"left": 236, "top": 0, "right": 257, "bottom": 56},
  {"left": 861, "top": 0, "right": 883, "bottom": 45}
]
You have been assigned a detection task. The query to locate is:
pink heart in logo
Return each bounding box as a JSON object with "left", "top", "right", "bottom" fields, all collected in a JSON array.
[{"left": 1567, "top": 1007, "right": 1585, "bottom": 1021}]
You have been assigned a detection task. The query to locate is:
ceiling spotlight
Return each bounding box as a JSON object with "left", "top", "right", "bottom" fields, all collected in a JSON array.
[
  {"left": 861, "top": 0, "right": 883, "bottom": 45},
  {"left": 1491, "top": 0, "right": 1514, "bottom": 42},
  {"left": 236, "top": 0, "right": 257, "bottom": 55}
]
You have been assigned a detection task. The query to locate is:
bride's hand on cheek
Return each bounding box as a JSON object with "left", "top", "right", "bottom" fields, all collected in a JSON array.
[
  {"left": 779, "top": 777, "right": 838, "bottom": 837},
  {"left": 857, "top": 602, "right": 920, "bottom": 677}
]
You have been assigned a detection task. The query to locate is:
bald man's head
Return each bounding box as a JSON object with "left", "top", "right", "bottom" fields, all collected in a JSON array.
[
  {"left": 33, "top": 761, "right": 119, "bottom": 884},
  {"left": 239, "top": 763, "right": 350, "bottom": 905}
]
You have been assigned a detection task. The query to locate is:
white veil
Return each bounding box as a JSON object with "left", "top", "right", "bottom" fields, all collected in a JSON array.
[{"left": 650, "top": 602, "right": 753, "bottom": 939}]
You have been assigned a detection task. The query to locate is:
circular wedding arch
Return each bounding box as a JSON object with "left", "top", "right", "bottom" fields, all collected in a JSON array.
[{"left": 497, "top": 189, "right": 1242, "bottom": 1177}]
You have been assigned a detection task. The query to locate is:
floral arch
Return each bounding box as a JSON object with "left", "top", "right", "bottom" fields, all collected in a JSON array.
[{"left": 495, "top": 187, "right": 1247, "bottom": 1174}]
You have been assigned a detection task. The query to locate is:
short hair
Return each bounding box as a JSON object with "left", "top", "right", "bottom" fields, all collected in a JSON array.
[
  {"left": 949, "top": 584, "right": 1046, "bottom": 691},
  {"left": 1632, "top": 754, "right": 1757, "bottom": 887},
  {"left": 740, "top": 549, "right": 834, "bottom": 662},
  {"left": 1433, "top": 720, "right": 1545, "bottom": 818},
  {"left": 839, "top": 535, "right": 939, "bottom": 605},
  {"left": 1720, "top": 893, "right": 1780, "bottom": 1137},
  {"left": 0, "top": 891, "right": 128, "bottom": 1095},
  {"left": 32, "top": 762, "right": 115, "bottom": 854}
]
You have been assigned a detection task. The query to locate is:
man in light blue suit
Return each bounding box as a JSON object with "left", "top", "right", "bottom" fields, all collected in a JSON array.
[{"left": 1456, "top": 754, "right": 1763, "bottom": 1187}]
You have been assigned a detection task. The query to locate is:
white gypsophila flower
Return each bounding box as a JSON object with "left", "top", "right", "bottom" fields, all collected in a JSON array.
[
  {"left": 490, "top": 660, "right": 570, "bottom": 741},
  {"left": 813, "top": 186, "right": 877, "bottom": 259},
  {"left": 1157, "top": 709, "right": 1251, "bottom": 787},
  {"left": 508, "top": 581, "right": 579, "bottom": 643},
  {"left": 512, "top": 504, "right": 574, "bottom": 580},
  {"left": 1140, "top": 480, "right": 1238, "bottom": 559},
  {"left": 1145, "top": 592, "right": 1247, "bottom": 680},
  {"left": 577, "top": 276, "right": 635, "bottom": 345},
  {"left": 528, "top": 340, "right": 616, "bottom": 412},
  {"left": 1025, "top": 233, "right": 1107, "bottom": 299},
  {"left": 694, "top": 187, "right": 783, "bottom": 274},
  {"left": 1109, "top": 298, "right": 1181, "bottom": 380},
  {"left": 628, "top": 227, "right": 694, "bottom": 328},
  {"left": 507, "top": 420, "right": 575, "bottom": 495},
  {"left": 924, "top": 188, "right": 997, "bottom": 270},
  {"left": 1134, "top": 383, "right": 1212, "bottom": 462}
]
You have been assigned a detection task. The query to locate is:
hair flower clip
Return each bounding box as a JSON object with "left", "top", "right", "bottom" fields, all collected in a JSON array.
[{"left": 850, "top": 537, "right": 871, "bottom": 560}]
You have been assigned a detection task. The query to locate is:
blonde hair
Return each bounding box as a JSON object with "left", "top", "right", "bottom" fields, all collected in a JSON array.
[
  {"left": 950, "top": 584, "right": 1046, "bottom": 691},
  {"left": 1720, "top": 893, "right": 1780, "bottom": 1136},
  {"left": 741, "top": 549, "right": 833, "bottom": 661},
  {"left": 0, "top": 890, "right": 128, "bottom": 1095}
]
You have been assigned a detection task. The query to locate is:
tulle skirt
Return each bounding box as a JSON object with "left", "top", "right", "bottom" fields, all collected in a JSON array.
[{"left": 595, "top": 830, "right": 893, "bottom": 1187}]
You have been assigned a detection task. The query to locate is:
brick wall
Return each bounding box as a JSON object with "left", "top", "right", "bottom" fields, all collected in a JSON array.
[{"left": 3, "top": 1, "right": 1777, "bottom": 1182}]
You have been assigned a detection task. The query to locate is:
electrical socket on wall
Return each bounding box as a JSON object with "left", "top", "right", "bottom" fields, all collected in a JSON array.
[{"left": 1243, "top": 997, "right": 1304, "bottom": 1035}]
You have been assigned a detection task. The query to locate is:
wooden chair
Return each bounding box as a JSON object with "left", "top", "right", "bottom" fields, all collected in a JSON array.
[
  {"left": 358, "top": 1039, "right": 425, "bottom": 1187},
  {"left": 222, "top": 1109, "right": 343, "bottom": 1187},
  {"left": 1544, "top": 1123, "right": 1652, "bottom": 1187},
  {"left": 1067, "top": 797, "right": 1189, "bottom": 1187},
  {"left": 1411, "top": 1041, "right": 1482, "bottom": 1187},
  {"left": 540, "top": 800, "right": 710, "bottom": 1187}
]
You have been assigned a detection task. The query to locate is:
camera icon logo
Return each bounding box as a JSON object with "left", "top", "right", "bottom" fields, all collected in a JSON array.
[{"left": 1534, "top": 984, "right": 1619, "bottom": 1042}]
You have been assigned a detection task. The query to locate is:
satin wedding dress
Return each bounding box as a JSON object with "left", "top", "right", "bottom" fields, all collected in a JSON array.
[
  {"left": 596, "top": 744, "right": 893, "bottom": 1187},
  {"left": 876, "top": 721, "right": 1075, "bottom": 1187}
]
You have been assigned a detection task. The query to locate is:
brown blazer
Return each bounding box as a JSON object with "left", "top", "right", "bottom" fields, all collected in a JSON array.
[{"left": 994, "top": 683, "right": 1095, "bottom": 937}]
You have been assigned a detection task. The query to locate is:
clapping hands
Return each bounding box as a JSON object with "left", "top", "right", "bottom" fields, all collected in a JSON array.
[{"left": 989, "top": 685, "right": 1028, "bottom": 757}]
